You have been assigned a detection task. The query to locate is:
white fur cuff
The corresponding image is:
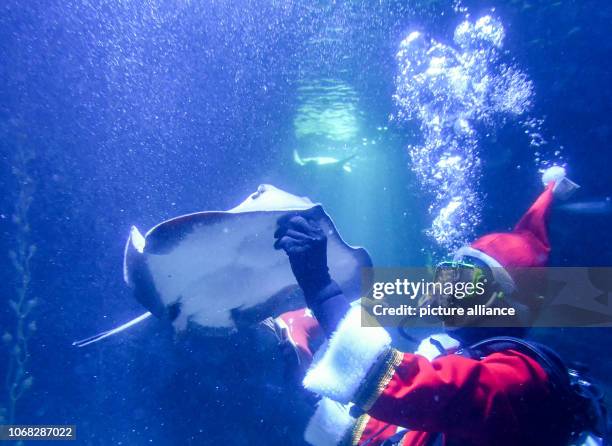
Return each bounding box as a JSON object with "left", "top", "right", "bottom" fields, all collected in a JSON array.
[
  {"left": 303, "top": 305, "right": 391, "bottom": 404},
  {"left": 304, "top": 398, "right": 356, "bottom": 446}
]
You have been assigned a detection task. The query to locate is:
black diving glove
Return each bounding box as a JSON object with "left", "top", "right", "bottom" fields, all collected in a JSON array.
[
  {"left": 273, "top": 215, "right": 332, "bottom": 300},
  {"left": 274, "top": 215, "right": 350, "bottom": 335}
]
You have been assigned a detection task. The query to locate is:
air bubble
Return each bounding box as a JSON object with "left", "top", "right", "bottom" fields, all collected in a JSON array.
[{"left": 395, "top": 14, "right": 534, "bottom": 253}]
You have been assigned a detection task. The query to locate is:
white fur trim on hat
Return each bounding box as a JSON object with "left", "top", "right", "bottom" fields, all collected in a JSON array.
[
  {"left": 542, "top": 166, "right": 580, "bottom": 199},
  {"left": 303, "top": 305, "right": 391, "bottom": 404},
  {"left": 304, "top": 398, "right": 356, "bottom": 446},
  {"left": 453, "top": 246, "right": 516, "bottom": 294},
  {"left": 541, "top": 166, "right": 566, "bottom": 186}
]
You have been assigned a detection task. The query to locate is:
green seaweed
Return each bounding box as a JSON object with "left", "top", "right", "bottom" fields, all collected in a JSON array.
[{"left": 2, "top": 146, "right": 37, "bottom": 430}]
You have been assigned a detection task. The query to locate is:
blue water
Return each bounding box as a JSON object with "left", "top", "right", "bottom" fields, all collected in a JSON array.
[{"left": 0, "top": 0, "right": 611, "bottom": 444}]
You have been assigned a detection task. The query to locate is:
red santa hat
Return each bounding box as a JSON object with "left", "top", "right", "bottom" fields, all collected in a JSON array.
[{"left": 454, "top": 166, "right": 578, "bottom": 293}]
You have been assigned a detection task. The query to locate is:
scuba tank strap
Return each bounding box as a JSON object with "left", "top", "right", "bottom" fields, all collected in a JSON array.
[
  {"left": 457, "top": 336, "right": 609, "bottom": 445},
  {"left": 456, "top": 336, "right": 570, "bottom": 390}
]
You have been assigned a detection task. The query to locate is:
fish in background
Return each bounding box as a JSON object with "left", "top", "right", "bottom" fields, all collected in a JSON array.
[{"left": 293, "top": 149, "right": 356, "bottom": 173}]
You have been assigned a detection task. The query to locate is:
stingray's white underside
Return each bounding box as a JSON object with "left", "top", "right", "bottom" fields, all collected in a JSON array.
[{"left": 124, "top": 185, "right": 371, "bottom": 332}]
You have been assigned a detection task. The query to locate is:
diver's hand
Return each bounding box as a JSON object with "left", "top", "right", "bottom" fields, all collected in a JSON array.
[
  {"left": 274, "top": 215, "right": 331, "bottom": 301},
  {"left": 274, "top": 216, "right": 351, "bottom": 336}
]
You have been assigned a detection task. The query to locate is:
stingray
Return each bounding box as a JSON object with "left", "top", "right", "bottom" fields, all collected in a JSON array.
[
  {"left": 74, "top": 184, "right": 372, "bottom": 347},
  {"left": 293, "top": 149, "right": 356, "bottom": 173}
]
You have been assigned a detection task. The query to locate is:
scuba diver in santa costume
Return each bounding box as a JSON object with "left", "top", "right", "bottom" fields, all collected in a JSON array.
[{"left": 273, "top": 166, "right": 607, "bottom": 446}]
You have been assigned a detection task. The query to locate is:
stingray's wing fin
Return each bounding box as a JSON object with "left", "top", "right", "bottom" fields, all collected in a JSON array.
[
  {"left": 122, "top": 226, "right": 167, "bottom": 317},
  {"left": 72, "top": 312, "right": 152, "bottom": 347},
  {"left": 124, "top": 226, "right": 145, "bottom": 286}
]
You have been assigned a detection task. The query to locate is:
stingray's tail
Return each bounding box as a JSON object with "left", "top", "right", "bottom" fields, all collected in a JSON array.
[{"left": 72, "top": 311, "right": 152, "bottom": 347}]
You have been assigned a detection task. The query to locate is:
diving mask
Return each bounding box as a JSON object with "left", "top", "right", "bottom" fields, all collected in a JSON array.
[{"left": 431, "top": 257, "right": 499, "bottom": 305}]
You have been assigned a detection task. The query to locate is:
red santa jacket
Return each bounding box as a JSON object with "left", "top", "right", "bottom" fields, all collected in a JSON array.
[{"left": 303, "top": 307, "right": 561, "bottom": 446}]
